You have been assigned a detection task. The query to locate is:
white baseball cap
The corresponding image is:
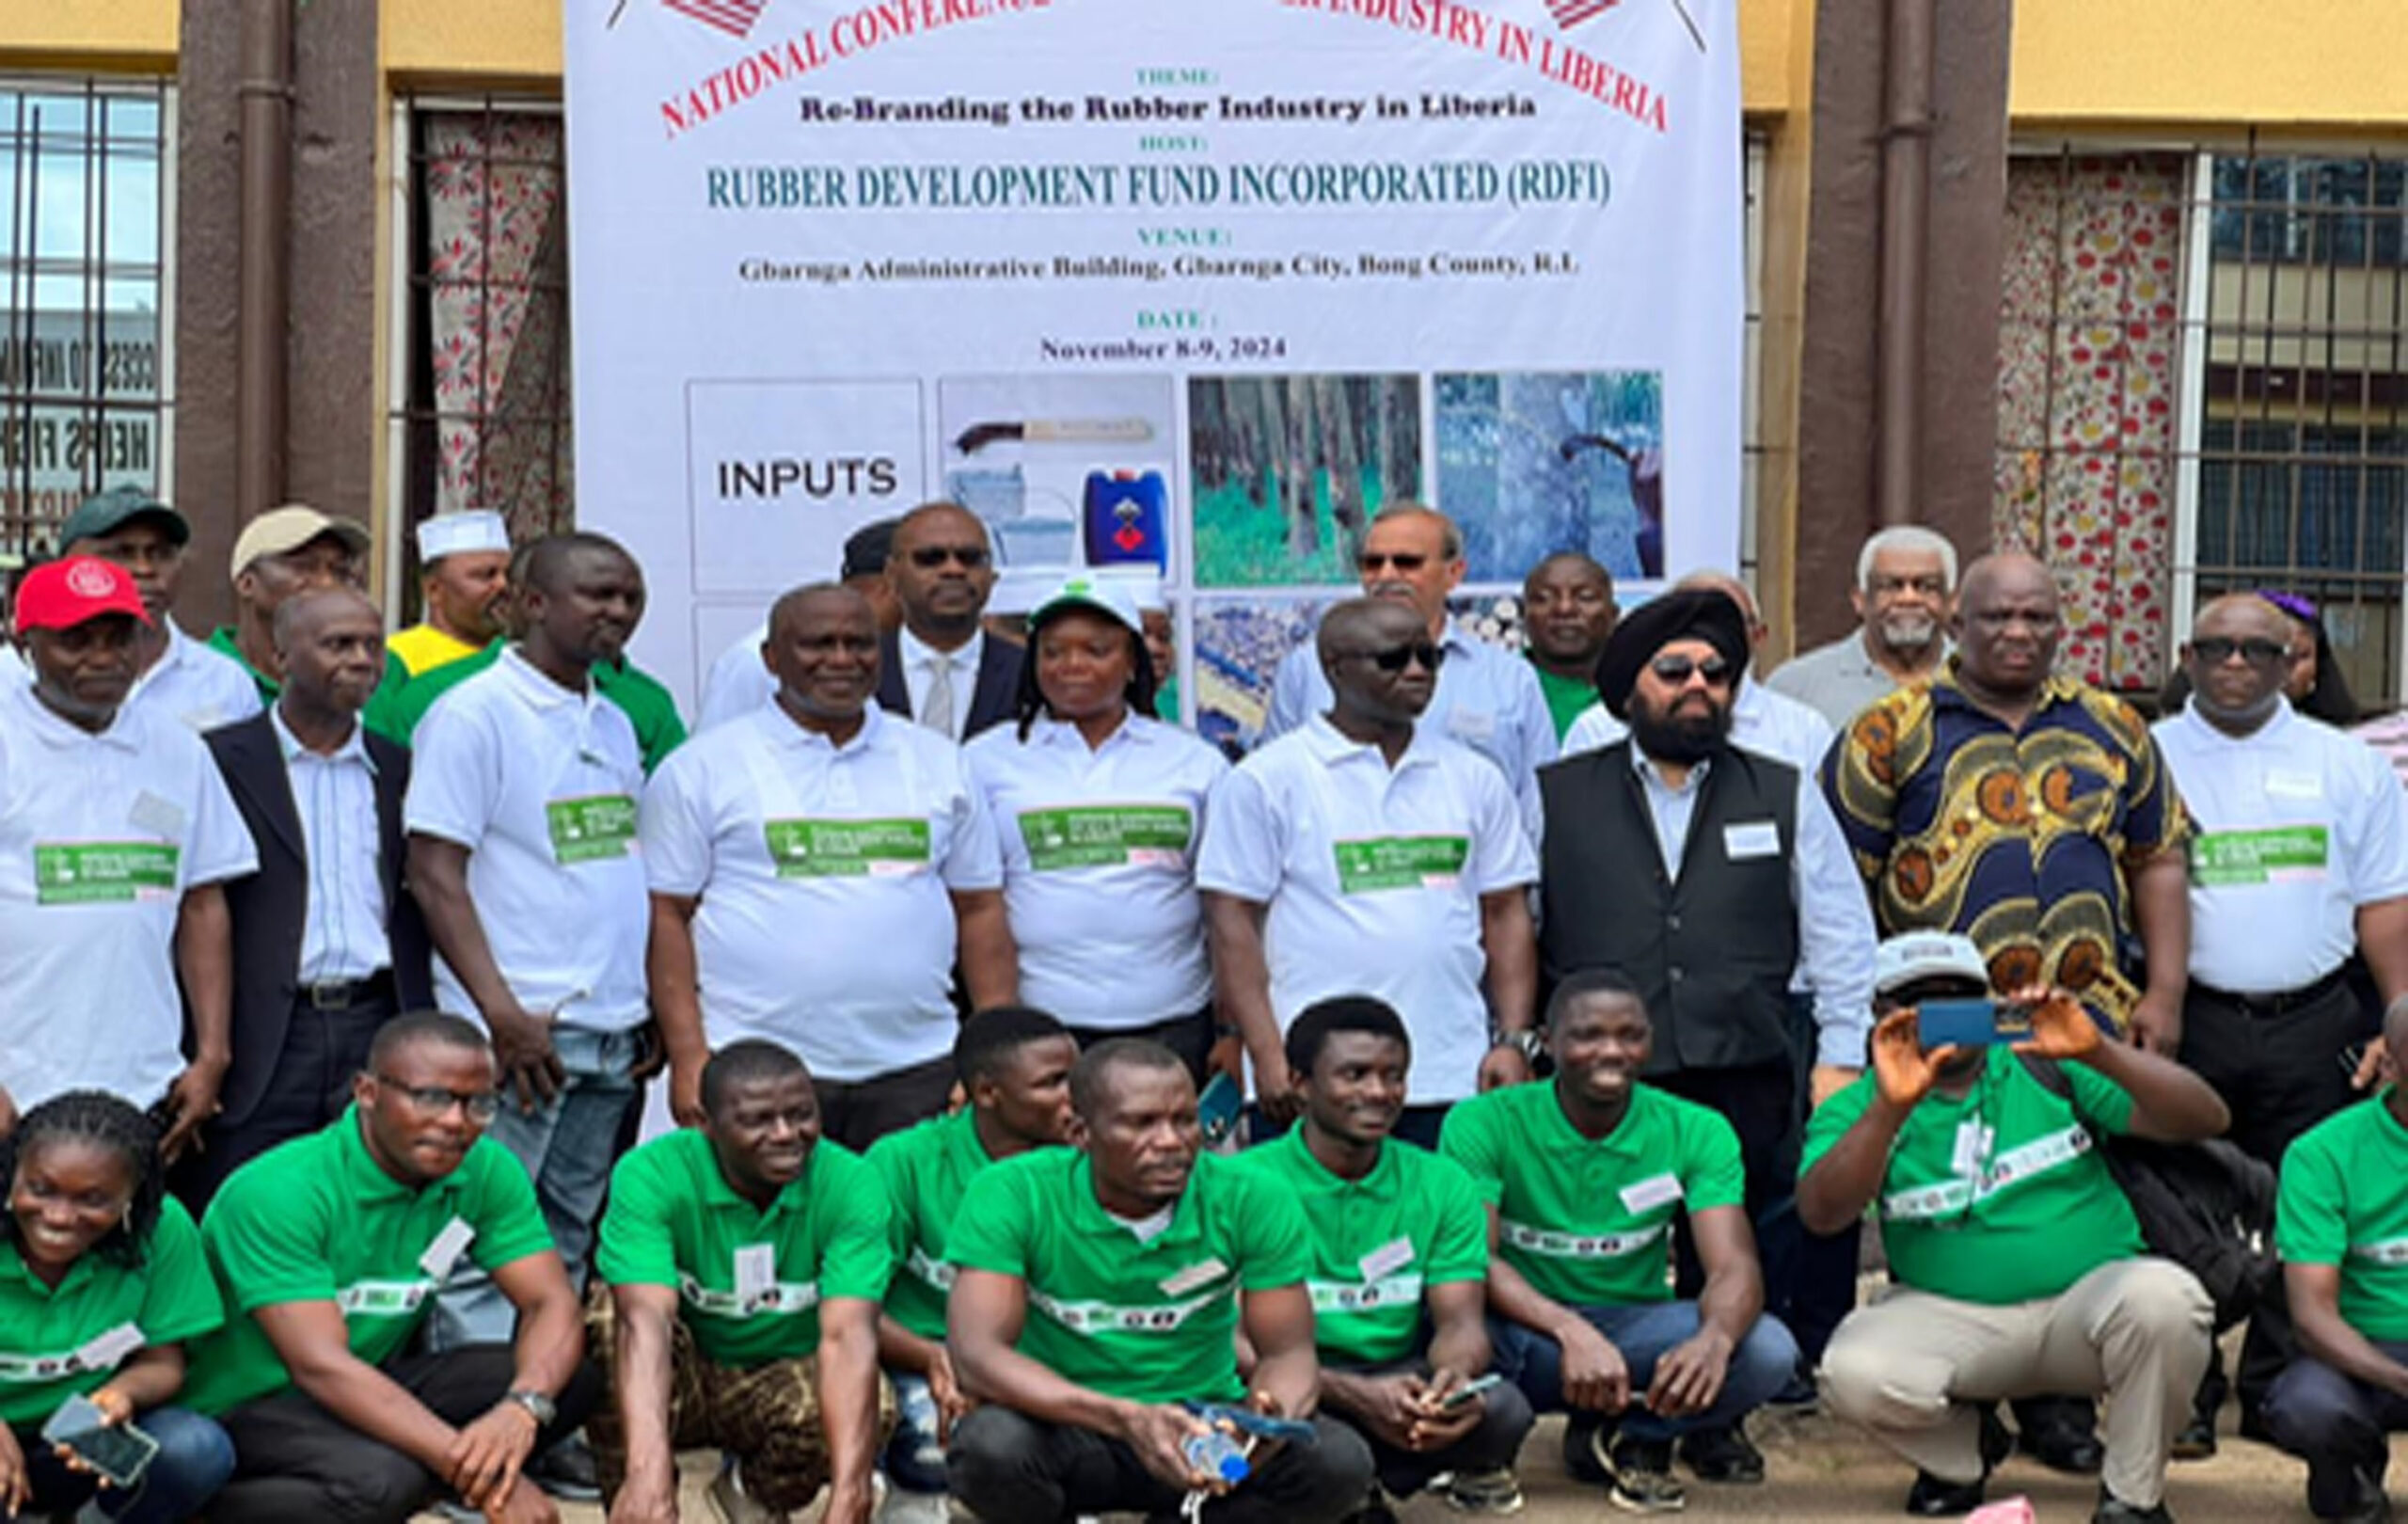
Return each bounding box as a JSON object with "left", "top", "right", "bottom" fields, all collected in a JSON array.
[{"left": 1873, "top": 931, "right": 1990, "bottom": 996}]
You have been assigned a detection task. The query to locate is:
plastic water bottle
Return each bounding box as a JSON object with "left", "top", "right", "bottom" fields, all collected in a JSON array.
[{"left": 1181, "top": 1428, "right": 1250, "bottom": 1486}]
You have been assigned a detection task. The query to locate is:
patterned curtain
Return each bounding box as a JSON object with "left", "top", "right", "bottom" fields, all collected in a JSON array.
[
  {"left": 1994, "top": 154, "right": 2186, "bottom": 691},
  {"left": 420, "top": 111, "right": 574, "bottom": 548}
]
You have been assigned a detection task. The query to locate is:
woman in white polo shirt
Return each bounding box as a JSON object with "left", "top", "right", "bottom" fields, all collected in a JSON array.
[{"left": 964, "top": 576, "right": 1229, "bottom": 1079}]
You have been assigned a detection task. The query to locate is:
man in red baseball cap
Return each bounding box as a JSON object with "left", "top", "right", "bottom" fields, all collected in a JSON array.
[{"left": 0, "top": 555, "right": 258, "bottom": 1160}]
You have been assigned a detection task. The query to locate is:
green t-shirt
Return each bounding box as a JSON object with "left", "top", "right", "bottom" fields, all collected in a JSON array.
[
  {"left": 2278, "top": 1093, "right": 2408, "bottom": 1341},
  {"left": 596, "top": 1129, "right": 892, "bottom": 1368},
  {"left": 1799, "top": 1049, "right": 2144, "bottom": 1305},
  {"left": 380, "top": 641, "right": 688, "bottom": 774},
  {"left": 944, "top": 1148, "right": 1309, "bottom": 1405},
  {"left": 1225, "top": 1128, "right": 1489, "bottom": 1367},
  {"left": 1440, "top": 1082, "right": 1743, "bottom": 1310},
  {"left": 0, "top": 1199, "right": 223, "bottom": 1428},
  {"left": 865, "top": 1109, "right": 1009, "bottom": 1344},
  {"left": 209, "top": 627, "right": 412, "bottom": 742},
  {"left": 1529, "top": 657, "right": 1598, "bottom": 741},
  {"left": 182, "top": 1108, "right": 554, "bottom": 1414}
]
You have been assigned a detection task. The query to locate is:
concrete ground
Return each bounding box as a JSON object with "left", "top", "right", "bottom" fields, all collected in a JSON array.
[{"left": 456, "top": 1401, "right": 2400, "bottom": 1523}]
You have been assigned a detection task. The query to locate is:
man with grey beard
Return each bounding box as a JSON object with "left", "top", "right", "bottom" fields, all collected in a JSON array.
[{"left": 1767, "top": 526, "right": 1956, "bottom": 728}]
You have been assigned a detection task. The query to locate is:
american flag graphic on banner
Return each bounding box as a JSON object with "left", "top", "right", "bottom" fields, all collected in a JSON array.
[
  {"left": 1545, "top": 0, "right": 1621, "bottom": 26},
  {"left": 663, "top": 0, "right": 768, "bottom": 38}
]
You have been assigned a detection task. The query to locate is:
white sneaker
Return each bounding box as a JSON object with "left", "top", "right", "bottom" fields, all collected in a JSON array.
[
  {"left": 874, "top": 1489, "right": 954, "bottom": 1524},
  {"left": 708, "top": 1463, "right": 792, "bottom": 1524}
]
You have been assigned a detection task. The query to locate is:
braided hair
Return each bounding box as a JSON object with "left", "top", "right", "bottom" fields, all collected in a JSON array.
[{"left": 0, "top": 1091, "right": 165, "bottom": 1272}]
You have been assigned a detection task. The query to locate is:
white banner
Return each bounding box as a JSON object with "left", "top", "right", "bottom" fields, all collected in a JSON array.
[{"left": 566, "top": 0, "right": 1743, "bottom": 728}]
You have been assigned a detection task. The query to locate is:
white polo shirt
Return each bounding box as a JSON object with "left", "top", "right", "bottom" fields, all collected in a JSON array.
[
  {"left": 696, "top": 622, "right": 773, "bottom": 734},
  {"left": 641, "top": 702, "right": 1003, "bottom": 1081},
  {"left": 965, "top": 711, "right": 1229, "bottom": 1029},
  {"left": 0, "top": 680, "right": 257, "bottom": 1109},
  {"left": 1196, "top": 715, "right": 1537, "bottom": 1104},
  {"left": 1263, "top": 620, "right": 1558, "bottom": 794},
  {"left": 2154, "top": 700, "right": 2408, "bottom": 994},
  {"left": 126, "top": 623, "right": 265, "bottom": 734},
  {"left": 404, "top": 648, "right": 650, "bottom": 1033}
]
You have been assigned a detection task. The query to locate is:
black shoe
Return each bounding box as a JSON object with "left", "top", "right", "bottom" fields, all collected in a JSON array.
[
  {"left": 1906, "top": 1471, "right": 1988, "bottom": 1517},
  {"left": 2170, "top": 1413, "right": 2218, "bottom": 1461},
  {"left": 2237, "top": 1406, "right": 2276, "bottom": 1445},
  {"left": 1564, "top": 1414, "right": 1615, "bottom": 1485},
  {"left": 1602, "top": 1435, "right": 1686, "bottom": 1515},
  {"left": 2020, "top": 1417, "right": 2105, "bottom": 1475},
  {"left": 2311, "top": 1462, "right": 2394, "bottom": 1523},
  {"left": 1979, "top": 1405, "right": 2014, "bottom": 1470},
  {"left": 2092, "top": 1485, "right": 2175, "bottom": 1523},
  {"left": 1678, "top": 1424, "right": 1766, "bottom": 1484},
  {"left": 525, "top": 1434, "right": 602, "bottom": 1502}
]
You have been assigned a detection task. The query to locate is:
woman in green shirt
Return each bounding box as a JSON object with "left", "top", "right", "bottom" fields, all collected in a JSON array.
[{"left": 0, "top": 1093, "right": 233, "bottom": 1523}]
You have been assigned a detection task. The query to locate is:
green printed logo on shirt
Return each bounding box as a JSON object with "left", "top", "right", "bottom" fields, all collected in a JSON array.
[
  {"left": 1333, "top": 834, "right": 1470, "bottom": 894},
  {"left": 2191, "top": 826, "right": 2329, "bottom": 886},
  {"left": 1018, "top": 805, "right": 1193, "bottom": 872},
  {"left": 546, "top": 795, "right": 639, "bottom": 865},
  {"left": 764, "top": 818, "right": 932, "bottom": 879},
  {"left": 34, "top": 843, "right": 178, "bottom": 905}
]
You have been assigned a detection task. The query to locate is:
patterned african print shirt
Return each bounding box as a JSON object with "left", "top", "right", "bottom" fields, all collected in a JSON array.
[{"left": 1818, "top": 661, "right": 2189, "bottom": 1027}]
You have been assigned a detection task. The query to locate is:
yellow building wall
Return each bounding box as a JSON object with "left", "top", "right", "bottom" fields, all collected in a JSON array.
[
  {"left": 2012, "top": 0, "right": 2408, "bottom": 133},
  {"left": 0, "top": 0, "right": 173, "bottom": 70}
]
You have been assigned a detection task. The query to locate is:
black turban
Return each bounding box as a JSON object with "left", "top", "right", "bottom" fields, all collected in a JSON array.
[{"left": 1592, "top": 587, "right": 1750, "bottom": 720}]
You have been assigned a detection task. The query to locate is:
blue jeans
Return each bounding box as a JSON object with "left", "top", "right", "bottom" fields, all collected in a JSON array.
[
  {"left": 882, "top": 1372, "right": 948, "bottom": 1493},
  {"left": 18, "top": 1406, "right": 236, "bottom": 1524},
  {"left": 1489, "top": 1302, "right": 1798, "bottom": 1442},
  {"left": 428, "top": 1025, "right": 639, "bottom": 1347}
]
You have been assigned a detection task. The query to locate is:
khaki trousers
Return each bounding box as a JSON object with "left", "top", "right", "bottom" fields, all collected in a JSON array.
[{"left": 1821, "top": 1257, "right": 2211, "bottom": 1507}]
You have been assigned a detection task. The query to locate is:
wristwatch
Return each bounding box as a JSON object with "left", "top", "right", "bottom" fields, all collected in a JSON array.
[
  {"left": 1489, "top": 1028, "right": 1545, "bottom": 1065},
  {"left": 506, "top": 1389, "right": 557, "bottom": 1426}
]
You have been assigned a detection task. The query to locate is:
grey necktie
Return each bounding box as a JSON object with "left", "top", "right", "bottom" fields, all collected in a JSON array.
[{"left": 920, "top": 657, "right": 957, "bottom": 738}]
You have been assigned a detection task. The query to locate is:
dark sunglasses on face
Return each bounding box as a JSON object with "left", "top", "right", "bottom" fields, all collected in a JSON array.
[
  {"left": 1650, "top": 652, "right": 1734, "bottom": 686},
  {"left": 907, "top": 545, "right": 991, "bottom": 570},
  {"left": 2193, "top": 636, "right": 2289, "bottom": 667},
  {"left": 1352, "top": 641, "right": 1445, "bottom": 674},
  {"left": 374, "top": 1073, "right": 502, "bottom": 1123},
  {"left": 1357, "top": 551, "right": 1430, "bottom": 573}
]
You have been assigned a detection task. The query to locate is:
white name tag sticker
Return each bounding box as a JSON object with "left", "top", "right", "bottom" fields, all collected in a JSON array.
[
  {"left": 1159, "top": 1258, "right": 1228, "bottom": 1297},
  {"left": 1618, "top": 1173, "right": 1686, "bottom": 1214},
  {"left": 734, "top": 1244, "right": 776, "bottom": 1303},
  {"left": 1722, "top": 821, "right": 1781, "bottom": 860},
  {"left": 74, "top": 1323, "right": 144, "bottom": 1372},
  {"left": 1358, "top": 1237, "right": 1418, "bottom": 1282},
  {"left": 419, "top": 1216, "right": 477, "bottom": 1280},
  {"left": 1952, "top": 1120, "right": 1993, "bottom": 1177},
  {"left": 128, "top": 790, "right": 185, "bottom": 840},
  {"left": 2265, "top": 770, "right": 2323, "bottom": 800}
]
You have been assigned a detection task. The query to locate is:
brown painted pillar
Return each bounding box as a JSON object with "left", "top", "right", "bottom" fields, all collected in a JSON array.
[
  {"left": 1789, "top": 0, "right": 2015, "bottom": 648},
  {"left": 174, "top": 0, "right": 379, "bottom": 632}
]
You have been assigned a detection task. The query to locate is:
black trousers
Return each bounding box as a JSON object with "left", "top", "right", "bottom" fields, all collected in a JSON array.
[
  {"left": 2180, "top": 973, "right": 2368, "bottom": 1421},
  {"left": 1324, "top": 1359, "right": 1536, "bottom": 1499},
  {"left": 1654, "top": 1062, "right": 1798, "bottom": 1298},
  {"left": 212, "top": 1343, "right": 600, "bottom": 1524},
  {"left": 176, "top": 988, "right": 397, "bottom": 1212},
  {"left": 949, "top": 1405, "right": 1374, "bottom": 1524},
  {"left": 815, "top": 1053, "right": 958, "bottom": 1153},
  {"left": 1064, "top": 1006, "right": 1216, "bottom": 1087}
]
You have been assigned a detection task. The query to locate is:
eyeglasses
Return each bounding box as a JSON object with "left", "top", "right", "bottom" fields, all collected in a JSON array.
[
  {"left": 1347, "top": 641, "right": 1445, "bottom": 674},
  {"left": 1356, "top": 552, "right": 1431, "bottom": 573},
  {"left": 907, "top": 546, "right": 991, "bottom": 570},
  {"left": 1648, "top": 653, "right": 1734, "bottom": 686},
  {"left": 1870, "top": 575, "right": 1947, "bottom": 598},
  {"left": 373, "top": 1073, "right": 502, "bottom": 1123},
  {"left": 2193, "top": 636, "right": 2290, "bottom": 667}
]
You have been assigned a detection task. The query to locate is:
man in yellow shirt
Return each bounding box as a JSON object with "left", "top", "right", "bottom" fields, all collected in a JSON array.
[{"left": 390, "top": 510, "right": 512, "bottom": 677}]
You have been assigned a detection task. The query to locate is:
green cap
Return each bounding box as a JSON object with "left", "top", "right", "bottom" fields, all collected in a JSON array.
[{"left": 58, "top": 484, "right": 190, "bottom": 550}]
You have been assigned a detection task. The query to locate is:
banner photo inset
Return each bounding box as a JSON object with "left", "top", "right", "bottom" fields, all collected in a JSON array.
[{"left": 565, "top": 0, "right": 1745, "bottom": 722}]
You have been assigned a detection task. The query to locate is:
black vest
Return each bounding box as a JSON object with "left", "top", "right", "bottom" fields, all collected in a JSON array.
[{"left": 1537, "top": 739, "right": 1800, "bottom": 1074}]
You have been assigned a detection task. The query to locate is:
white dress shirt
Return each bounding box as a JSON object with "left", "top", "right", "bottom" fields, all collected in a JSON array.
[
  {"left": 126, "top": 622, "right": 266, "bottom": 734},
  {"left": 696, "top": 622, "right": 774, "bottom": 734},
  {"left": 1262, "top": 619, "right": 1558, "bottom": 795},
  {"left": 899, "top": 627, "right": 985, "bottom": 742},
  {"left": 1562, "top": 676, "right": 1838, "bottom": 774},
  {"left": 270, "top": 706, "right": 389, "bottom": 983}
]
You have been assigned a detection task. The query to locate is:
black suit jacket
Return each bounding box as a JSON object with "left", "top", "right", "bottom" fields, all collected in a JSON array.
[
  {"left": 205, "top": 711, "right": 435, "bottom": 1128},
  {"left": 876, "top": 629, "right": 1022, "bottom": 739}
]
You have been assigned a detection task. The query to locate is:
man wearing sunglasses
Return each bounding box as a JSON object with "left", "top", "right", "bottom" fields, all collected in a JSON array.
[
  {"left": 1201, "top": 597, "right": 1540, "bottom": 1145},
  {"left": 191, "top": 1011, "right": 599, "bottom": 1524},
  {"left": 2150, "top": 593, "right": 2408, "bottom": 1453},
  {"left": 877, "top": 501, "right": 1019, "bottom": 742},
  {"left": 1531, "top": 587, "right": 1877, "bottom": 1489},
  {"left": 1260, "top": 504, "right": 1556, "bottom": 796}
]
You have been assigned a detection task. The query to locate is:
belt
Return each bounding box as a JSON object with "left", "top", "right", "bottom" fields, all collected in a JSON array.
[
  {"left": 295, "top": 969, "right": 394, "bottom": 1011},
  {"left": 2190, "top": 966, "right": 2350, "bottom": 1018}
]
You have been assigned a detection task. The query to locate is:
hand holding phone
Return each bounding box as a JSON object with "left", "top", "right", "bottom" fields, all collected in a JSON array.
[
  {"left": 1914, "top": 998, "right": 2007, "bottom": 1051},
  {"left": 40, "top": 1393, "right": 159, "bottom": 1490},
  {"left": 1436, "top": 1373, "right": 1503, "bottom": 1410}
]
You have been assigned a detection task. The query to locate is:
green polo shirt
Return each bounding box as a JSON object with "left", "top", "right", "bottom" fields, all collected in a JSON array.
[
  {"left": 2278, "top": 1093, "right": 2408, "bottom": 1341},
  {"left": 944, "top": 1149, "right": 1309, "bottom": 1405},
  {"left": 208, "top": 627, "right": 413, "bottom": 742},
  {"left": 1440, "top": 1082, "right": 1743, "bottom": 1310},
  {"left": 1529, "top": 657, "right": 1598, "bottom": 741},
  {"left": 865, "top": 1109, "right": 1010, "bottom": 1344},
  {"left": 596, "top": 1129, "right": 892, "bottom": 1368},
  {"left": 0, "top": 1199, "right": 223, "bottom": 1428},
  {"left": 1800, "top": 1049, "right": 2144, "bottom": 1305},
  {"left": 380, "top": 641, "right": 688, "bottom": 774},
  {"left": 182, "top": 1108, "right": 554, "bottom": 1415},
  {"left": 1225, "top": 1129, "right": 1489, "bottom": 1367}
]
